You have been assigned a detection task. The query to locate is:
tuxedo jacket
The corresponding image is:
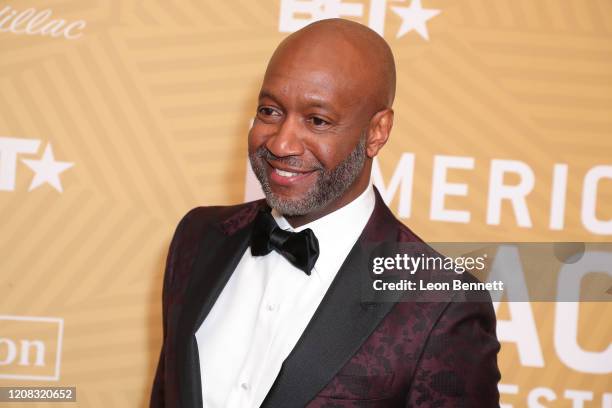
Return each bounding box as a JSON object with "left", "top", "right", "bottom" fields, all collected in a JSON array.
[{"left": 150, "top": 189, "right": 501, "bottom": 407}]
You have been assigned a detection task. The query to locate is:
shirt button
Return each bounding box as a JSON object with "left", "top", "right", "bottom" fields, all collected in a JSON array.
[
  {"left": 241, "top": 382, "right": 249, "bottom": 390},
  {"left": 266, "top": 304, "right": 275, "bottom": 311}
]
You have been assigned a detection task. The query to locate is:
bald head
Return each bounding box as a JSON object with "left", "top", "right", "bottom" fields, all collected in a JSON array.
[{"left": 266, "top": 18, "right": 396, "bottom": 111}]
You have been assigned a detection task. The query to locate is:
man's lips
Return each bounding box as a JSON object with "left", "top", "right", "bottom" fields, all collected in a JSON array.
[{"left": 266, "top": 161, "right": 317, "bottom": 187}]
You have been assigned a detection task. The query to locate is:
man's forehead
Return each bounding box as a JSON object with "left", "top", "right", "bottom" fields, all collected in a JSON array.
[
  {"left": 261, "top": 48, "right": 367, "bottom": 103},
  {"left": 262, "top": 69, "right": 339, "bottom": 95}
]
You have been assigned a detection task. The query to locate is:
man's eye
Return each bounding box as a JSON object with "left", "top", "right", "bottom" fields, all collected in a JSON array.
[
  {"left": 310, "top": 116, "right": 330, "bottom": 127},
  {"left": 258, "top": 107, "right": 279, "bottom": 116}
]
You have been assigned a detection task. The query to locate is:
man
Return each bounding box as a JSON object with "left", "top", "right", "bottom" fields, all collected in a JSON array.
[{"left": 151, "top": 18, "right": 500, "bottom": 408}]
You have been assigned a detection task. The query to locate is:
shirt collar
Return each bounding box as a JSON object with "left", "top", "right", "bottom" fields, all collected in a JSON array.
[{"left": 271, "top": 184, "right": 376, "bottom": 280}]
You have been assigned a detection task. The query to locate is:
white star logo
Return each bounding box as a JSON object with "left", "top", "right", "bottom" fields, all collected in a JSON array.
[
  {"left": 21, "top": 143, "right": 74, "bottom": 192},
  {"left": 391, "top": 0, "right": 441, "bottom": 40}
]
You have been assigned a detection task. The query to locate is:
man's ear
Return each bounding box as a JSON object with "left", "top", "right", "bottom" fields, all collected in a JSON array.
[{"left": 366, "top": 108, "right": 394, "bottom": 158}]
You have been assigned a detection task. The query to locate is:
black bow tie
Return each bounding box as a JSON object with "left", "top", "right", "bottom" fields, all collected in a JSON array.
[{"left": 250, "top": 210, "right": 320, "bottom": 275}]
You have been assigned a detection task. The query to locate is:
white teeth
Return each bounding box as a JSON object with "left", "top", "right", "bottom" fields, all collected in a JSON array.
[{"left": 275, "top": 168, "right": 299, "bottom": 177}]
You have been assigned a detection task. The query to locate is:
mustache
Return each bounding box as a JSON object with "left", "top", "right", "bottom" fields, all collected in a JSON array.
[{"left": 254, "top": 146, "right": 323, "bottom": 171}]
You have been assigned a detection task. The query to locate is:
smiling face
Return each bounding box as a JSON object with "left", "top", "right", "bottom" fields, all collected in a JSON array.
[
  {"left": 248, "top": 19, "right": 396, "bottom": 226},
  {"left": 248, "top": 52, "right": 371, "bottom": 219}
]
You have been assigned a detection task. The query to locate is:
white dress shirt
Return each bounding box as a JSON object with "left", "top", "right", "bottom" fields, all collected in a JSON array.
[{"left": 195, "top": 184, "right": 375, "bottom": 408}]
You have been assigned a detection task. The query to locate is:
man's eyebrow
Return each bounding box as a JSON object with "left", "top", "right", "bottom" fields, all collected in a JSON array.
[{"left": 258, "top": 89, "right": 338, "bottom": 114}]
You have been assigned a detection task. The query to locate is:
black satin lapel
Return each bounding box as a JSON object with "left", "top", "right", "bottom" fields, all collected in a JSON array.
[
  {"left": 176, "top": 223, "right": 252, "bottom": 408},
  {"left": 261, "top": 238, "right": 404, "bottom": 408}
]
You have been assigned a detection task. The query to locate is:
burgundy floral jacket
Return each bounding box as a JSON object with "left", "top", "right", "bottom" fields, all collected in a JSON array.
[{"left": 151, "top": 188, "right": 501, "bottom": 407}]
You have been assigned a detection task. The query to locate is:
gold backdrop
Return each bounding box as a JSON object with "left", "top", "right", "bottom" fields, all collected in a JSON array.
[{"left": 1, "top": 0, "right": 611, "bottom": 406}]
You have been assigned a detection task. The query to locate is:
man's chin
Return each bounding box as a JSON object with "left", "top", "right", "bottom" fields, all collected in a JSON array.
[{"left": 264, "top": 192, "right": 315, "bottom": 217}]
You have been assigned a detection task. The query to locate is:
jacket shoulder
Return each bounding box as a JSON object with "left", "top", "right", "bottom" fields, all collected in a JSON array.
[
  {"left": 163, "top": 200, "right": 265, "bottom": 287},
  {"left": 176, "top": 199, "right": 265, "bottom": 235},
  {"left": 368, "top": 187, "right": 426, "bottom": 244}
]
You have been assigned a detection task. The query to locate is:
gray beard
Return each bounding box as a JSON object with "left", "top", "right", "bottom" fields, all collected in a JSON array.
[{"left": 249, "top": 134, "right": 367, "bottom": 216}]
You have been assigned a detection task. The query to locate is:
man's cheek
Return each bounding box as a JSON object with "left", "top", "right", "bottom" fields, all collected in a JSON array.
[
  {"left": 247, "top": 128, "right": 266, "bottom": 149},
  {"left": 308, "top": 148, "right": 335, "bottom": 171}
]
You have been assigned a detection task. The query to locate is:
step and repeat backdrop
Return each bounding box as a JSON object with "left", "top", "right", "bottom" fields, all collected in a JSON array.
[{"left": 1, "top": 0, "right": 611, "bottom": 406}]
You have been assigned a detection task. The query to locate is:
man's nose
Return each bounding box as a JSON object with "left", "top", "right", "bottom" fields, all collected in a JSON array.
[{"left": 265, "top": 115, "right": 304, "bottom": 157}]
